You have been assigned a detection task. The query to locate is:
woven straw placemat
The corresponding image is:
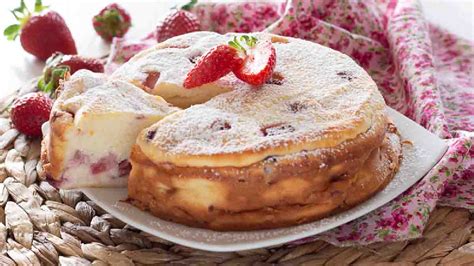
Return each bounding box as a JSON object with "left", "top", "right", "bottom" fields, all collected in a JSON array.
[{"left": 0, "top": 87, "right": 472, "bottom": 265}]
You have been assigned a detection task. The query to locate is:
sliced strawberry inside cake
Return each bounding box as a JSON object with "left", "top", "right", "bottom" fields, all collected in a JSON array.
[{"left": 41, "top": 70, "right": 179, "bottom": 188}]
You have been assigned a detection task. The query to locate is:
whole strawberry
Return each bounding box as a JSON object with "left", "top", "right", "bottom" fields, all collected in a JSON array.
[
  {"left": 184, "top": 45, "right": 243, "bottom": 89},
  {"left": 93, "top": 3, "right": 131, "bottom": 41},
  {"left": 156, "top": 0, "right": 200, "bottom": 42},
  {"left": 4, "top": 0, "right": 77, "bottom": 61},
  {"left": 11, "top": 93, "right": 53, "bottom": 137},
  {"left": 47, "top": 52, "right": 104, "bottom": 75},
  {"left": 38, "top": 52, "right": 105, "bottom": 94}
]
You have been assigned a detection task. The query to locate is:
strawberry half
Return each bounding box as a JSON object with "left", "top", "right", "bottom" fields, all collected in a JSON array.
[
  {"left": 93, "top": 3, "right": 131, "bottom": 41},
  {"left": 4, "top": 0, "right": 77, "bottom": 61},
  {"left": 11, "top": 93, "right": 52, "bottom": 137},
  {"left": 184, "top": 45, "right": 243, "bottom": 89},
  {"left": 183, "top": 35, "right": 277, "bottom": 89},
  {"left": 230, "top": 36, "right": 276, "bottom": 86}
]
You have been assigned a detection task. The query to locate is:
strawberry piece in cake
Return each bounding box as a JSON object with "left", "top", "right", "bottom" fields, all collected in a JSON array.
[{"left": 41, "top": 70, "right": 179, "bottom": 188}]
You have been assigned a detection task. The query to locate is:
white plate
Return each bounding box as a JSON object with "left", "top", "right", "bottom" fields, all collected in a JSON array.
[{"left": 81, "top": 108, "right": 448, "bottom": 252}]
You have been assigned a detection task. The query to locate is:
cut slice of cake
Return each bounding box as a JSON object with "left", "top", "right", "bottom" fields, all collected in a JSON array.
[{"left": 41, "top": 70, "right": 179, "bottom": 189}]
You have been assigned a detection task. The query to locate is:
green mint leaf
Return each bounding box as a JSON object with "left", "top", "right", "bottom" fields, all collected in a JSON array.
[{"left": 3, "top": 24, "right": 20, "bottom": 40}]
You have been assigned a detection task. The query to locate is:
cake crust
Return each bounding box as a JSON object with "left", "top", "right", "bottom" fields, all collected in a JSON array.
[
  {"left": 42, "top": 70, "right": 179, "bottom": 188},
  {"left": 133, "top": 32, "right": 386, "bottom": 168},
  {"left": 125, "top": 32, "right": 402, "bottom": 230},
  {"left": 41, "top": 31, "right": 403, "bottom": 230},
  {"left": 128, "top": 123, "right": 401, "bottom": 231}
]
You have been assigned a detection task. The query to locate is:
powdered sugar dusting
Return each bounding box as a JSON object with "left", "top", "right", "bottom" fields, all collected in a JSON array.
[
  {"left": 57, "top": 70, "right": 178, "bottom": 118},
  {"left": 112, "top": 32, "right": 233, "bottom": 85},
  {"left": 111, "top": 32, "right": 242, "bottom": 107},
  {"left": 89, "top": 136, "right": 429, "bottom": 247},
  {"left": 134, "top": 32, "right": 386, "bottom": 166},
  {"left": 47, "top": 70, "right": 180, "bottom": 188}
]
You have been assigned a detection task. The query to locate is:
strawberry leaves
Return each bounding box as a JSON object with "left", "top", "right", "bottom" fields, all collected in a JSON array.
[
  {"left": 34, "top": 0, "right": 48, "bottom": 12},
  {"left": 228, "top": 35, "right": 258, "bottom": 55},
  {"left": 11, "top": 0, "right": 28, "bottom": 19},
  {"left": 3, "top": 25, "right": 20, "bottom": 40},
  {"left": 181, "top": 0, "right": 198, "bottom": 11},
  {"left": 185, "top": 34, "right": 276, "bottom": 88},
  {"left": 4, "top": 0, "right": 49, "bottom": 41},
  {"left": 37, "top": 65, "right": 69, "bottom": 94},
  {"left": 4, "top": 0, "right": 28, "bottom": 40},
  {"left": 230, "top": 35, "right": 276, "bottom": 86},
  {"left": 37, "top": 52, "right": 69, "bottom": 94},
  {"left": 93, "top": 3, "right": 131, "bottom": 41}
]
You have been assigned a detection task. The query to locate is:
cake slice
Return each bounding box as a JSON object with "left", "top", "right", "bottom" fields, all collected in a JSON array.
[{"left": 41, "top": 70, "right": 179, "bottom": 189}]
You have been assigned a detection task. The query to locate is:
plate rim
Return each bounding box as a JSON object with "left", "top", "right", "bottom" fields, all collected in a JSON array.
[{"left": 82, "top": 107, "right": 449, "bottom": 252}]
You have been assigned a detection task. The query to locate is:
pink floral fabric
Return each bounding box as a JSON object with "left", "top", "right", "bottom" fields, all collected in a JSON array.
[
  {"left": 105, "top": 33, "right": 156, "bottom": 74},
  {"left": 106, "top": 0, "right": 473, "bottom": 246},
  {"left": 192, "top": 1, "right": 286, "bottom": 33}
]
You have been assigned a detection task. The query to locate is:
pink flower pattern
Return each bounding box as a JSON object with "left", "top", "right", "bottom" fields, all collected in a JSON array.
[{"left": 106, "top": 0, "right": 473, "bottom": 246}]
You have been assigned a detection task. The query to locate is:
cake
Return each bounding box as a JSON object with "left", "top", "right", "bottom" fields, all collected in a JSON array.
[
  {"left": 125, "top": 32, "right": 403, "bottom": 230},
  {"left": 41, "top": 31, "right": 402, "bottom": 230},
  {"left": 111, "top": 32, "right": 245, "bottom": 108},
  {"left": 41, "top": 70, "right": 179, "bottom": 188}
]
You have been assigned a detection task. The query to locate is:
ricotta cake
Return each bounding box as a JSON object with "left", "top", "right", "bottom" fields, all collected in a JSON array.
[
  {"left": 126, "top": 32, "right": 403, "bottom": 230},
  {"left": 41, "top": 70, "right": 179, "bottom": 188},
  {"left": 111, "top": 32, "right": 245, "bottom": 108}
]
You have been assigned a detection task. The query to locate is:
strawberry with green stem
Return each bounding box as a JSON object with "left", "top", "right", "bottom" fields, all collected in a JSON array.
[
  {"left": 38, "top": 52, "right": 104, "bottom": 95},
  {"left": 4, "top": 0, "right": 77, "bottom": 61},
  {"left": 229, "top": 36, "right": 276, "bottom": 86},
  {"left": 184, "top": 35, "right": 276, "bottom": 89},
  {"left": 93, "top": 3, "right": 131, "bottom": 41}
]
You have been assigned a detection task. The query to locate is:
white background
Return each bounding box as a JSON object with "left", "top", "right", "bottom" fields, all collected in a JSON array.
[{"left": 0, "top": 0, "right": 472, "bottom": 97}]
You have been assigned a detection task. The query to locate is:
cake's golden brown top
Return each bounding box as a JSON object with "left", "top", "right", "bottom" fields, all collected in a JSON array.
[
  {"left": 129, "top": 123, "right": 402, "bottom": 231},
  {"left": 133, "top": 32, "right": 386, "bottom": 168},
  {"left": 111, "top": 32, "right": 242, "bottom": 108}
]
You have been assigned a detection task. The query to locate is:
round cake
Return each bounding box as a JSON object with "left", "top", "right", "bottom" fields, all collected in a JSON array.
[{"left": 120, "top": 32, "right": 403, "bottom": 231}]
